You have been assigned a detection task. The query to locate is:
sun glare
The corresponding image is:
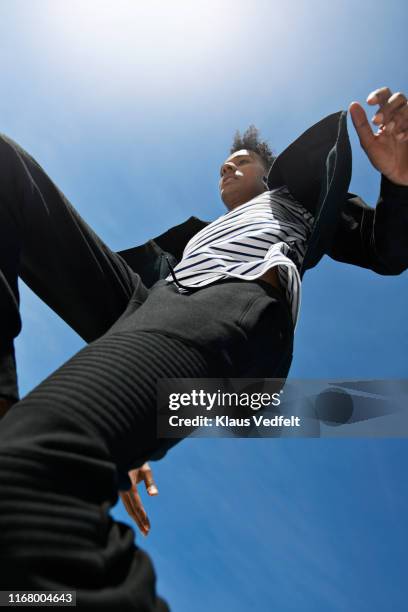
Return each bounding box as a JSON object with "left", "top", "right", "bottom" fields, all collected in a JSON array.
[{"left": 38, "top": 0, "right": 248, "bottom": 100}]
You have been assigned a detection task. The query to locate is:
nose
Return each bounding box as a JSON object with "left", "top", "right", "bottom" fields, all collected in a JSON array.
[{"left": 220, "top": 161, "right": 237, "bottom": 178}]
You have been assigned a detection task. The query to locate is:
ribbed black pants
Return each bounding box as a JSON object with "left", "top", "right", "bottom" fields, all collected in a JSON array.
[{"left": 0, "top": 133, "right": 294, "bottom": 607}]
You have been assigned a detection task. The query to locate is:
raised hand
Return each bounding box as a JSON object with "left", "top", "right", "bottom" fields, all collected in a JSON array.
[{"left": 349, "top": 86, "right": 408, "bottom": 186}]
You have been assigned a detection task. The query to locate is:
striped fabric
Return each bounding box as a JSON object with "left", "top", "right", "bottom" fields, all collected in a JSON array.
[{"left": 165, "top": 186, "right": 315, "bottom": 332}]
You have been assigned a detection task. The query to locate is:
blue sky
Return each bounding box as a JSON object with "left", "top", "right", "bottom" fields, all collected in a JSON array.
[{"left": 1, "top": 0, "right": 407, "bottom": 610}]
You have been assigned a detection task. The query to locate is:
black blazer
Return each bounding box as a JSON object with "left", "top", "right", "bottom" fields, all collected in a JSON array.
[{"left": 117, "top": 111, "right": 408, "bottom": 286}]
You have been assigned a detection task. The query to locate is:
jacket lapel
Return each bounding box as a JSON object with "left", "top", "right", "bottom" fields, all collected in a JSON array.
[{"left": 117, "top": 216, "right": 210, "bottom": 287}]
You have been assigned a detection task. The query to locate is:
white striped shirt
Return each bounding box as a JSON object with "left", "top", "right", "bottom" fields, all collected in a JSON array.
[{"left": 165, "top": 186, "right": 314, "bottom": 332}]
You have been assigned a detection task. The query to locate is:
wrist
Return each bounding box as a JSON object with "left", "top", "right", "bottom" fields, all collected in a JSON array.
[{"left": 381, "top": 174, "right": 408, "bottom": 200}]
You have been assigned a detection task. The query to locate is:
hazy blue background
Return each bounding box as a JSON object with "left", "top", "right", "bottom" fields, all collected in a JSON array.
[{"left": 1, "top": 1, "right": 407, "bottom": 610}]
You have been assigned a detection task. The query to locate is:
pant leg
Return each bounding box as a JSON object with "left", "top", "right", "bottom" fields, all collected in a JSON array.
[
  {"left": 0, "top": 132, "right": 148, "bottom": 402},
  {"left": 0, "top": 133, "right": 171, "bottom": 607},
  {"left": 0, "top": 326, "right": 215, "bottom": 608}
]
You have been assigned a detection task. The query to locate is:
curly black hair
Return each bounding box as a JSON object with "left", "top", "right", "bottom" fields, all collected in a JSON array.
[{"left": 230, "top": 124, "right": 276, "bottom": 174}]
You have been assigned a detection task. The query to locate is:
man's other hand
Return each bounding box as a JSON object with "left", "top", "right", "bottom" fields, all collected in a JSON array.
[
  {"left": 349, "top": 86, "right": 408, "bottom": 186},
  {"left": 119, "top": 462, "right": 159, "bottom": 536}
]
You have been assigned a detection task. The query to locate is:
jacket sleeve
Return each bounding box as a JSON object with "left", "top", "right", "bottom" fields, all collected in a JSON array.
[{"left": 326, "top": 174, "right": 408, "bottom": 275}]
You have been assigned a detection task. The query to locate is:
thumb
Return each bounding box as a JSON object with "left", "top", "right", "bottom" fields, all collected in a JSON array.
[{"left": 349, "top": 101, "right": 375, "bottom": 151}]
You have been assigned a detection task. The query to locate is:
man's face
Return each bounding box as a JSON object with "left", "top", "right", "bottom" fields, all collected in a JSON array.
[{"left": 218, "top": 149, "right": 267, "bottom": 211}]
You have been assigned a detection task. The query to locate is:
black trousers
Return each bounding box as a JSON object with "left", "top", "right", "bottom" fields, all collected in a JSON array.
[{"left": 0, "top": 133, "right": 294, "bottom": 607}]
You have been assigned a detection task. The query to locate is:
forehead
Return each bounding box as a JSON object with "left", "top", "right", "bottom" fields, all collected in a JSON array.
[{"left": 223, "top": 149, "right": 256, "bottom": 164}]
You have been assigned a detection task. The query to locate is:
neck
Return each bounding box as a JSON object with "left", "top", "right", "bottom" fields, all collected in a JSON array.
[{"left": 226, "top": 186, "right": 268, "bottom": 211}]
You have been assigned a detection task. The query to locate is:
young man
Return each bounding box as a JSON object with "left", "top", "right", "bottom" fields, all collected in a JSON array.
[{"left": 0, "top": 86, "right": 407, "bottom": 608}]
